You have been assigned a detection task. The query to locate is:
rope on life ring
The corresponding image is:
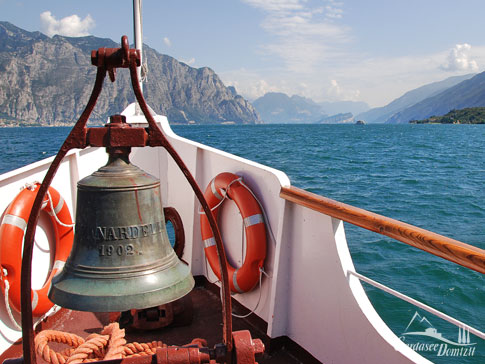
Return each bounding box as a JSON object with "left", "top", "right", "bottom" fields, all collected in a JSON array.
[
  {"left": 0, "top": 182, "right": 74, "bottom": 319},
  {"left": 200, "top": 172, "right": 266, "bottom": 294}
]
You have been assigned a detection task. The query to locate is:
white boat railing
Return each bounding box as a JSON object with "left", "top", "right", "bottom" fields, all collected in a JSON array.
[
  {"left": 280, "top": 185, "right": 485, "bottom": 345},
  {"left": 347, "top": 270, "right": 485, "bottom": 340}
]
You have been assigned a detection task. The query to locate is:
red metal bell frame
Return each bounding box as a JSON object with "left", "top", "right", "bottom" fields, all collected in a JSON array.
[{"left": 18, "top": 36, "right": 236, "bottom": 364}]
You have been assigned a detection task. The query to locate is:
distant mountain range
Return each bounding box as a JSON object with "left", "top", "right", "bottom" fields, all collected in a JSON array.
[
  {"left": 386, "top": 72, "right": 485, "bottom": 123},
  {"left": 252, "top": 92, "right": 369, "bottom": 124},
  {"left": 252, "top": 93, "right": 323, "bottom": 123},
  {"left": 0, "top": 21, "right": 260, "bottom": 126},
  {"left": 256, "top": 73, "right": 485, "bottom": 124},
  {"left": 3, "top": 21, "right": 485, "bottom": 126},
  {"left": 356, "top": 74, "right": 475, "bottom": 124},
  {"left": 319, "top": 100, "right": 369, "bottom": 117}
]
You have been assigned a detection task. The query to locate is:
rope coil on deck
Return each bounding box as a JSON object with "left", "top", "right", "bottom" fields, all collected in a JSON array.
[{"left": 34, "top": 323, "right": 182, "bottom": 364}]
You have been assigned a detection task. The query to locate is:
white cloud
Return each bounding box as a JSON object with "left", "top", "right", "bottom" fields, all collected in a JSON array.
[
  {"left": 440, "top": 43, "right": 479, "bottom": 72},
  {"left": 220, "top": 69, "right": 289, "bottom": 100},
  {"left": 322, "top": 46, "right": 481, "bottom": 106},
  {"left": 163, "top": 37, "right": 172, "bottom": 47},
  {"left": 241, "top": 0, "right": 350, "bottom": 73},
  {"left": 327, "top": 79, "right": 360, "bottom": 101},
  {"left": 325, "top": 0, "right": 344, "bottom": 19},
  {"left": 40, "top": 11, "right": 94, "bottom": 37},
  {"left": 222, "top": 44, "right": 483, "bottom": 107},
  {"left": 241, "top": 0, "right": 304, "bottom": 13},
  {"left": 182, "top": 58, "right": 196, "bottom": 66},
  {"left": 245, "top": 79, "right": 282, "bottom": 99},
  {"left": 231, "top": 3, "right": 485, "bottom": 107}
]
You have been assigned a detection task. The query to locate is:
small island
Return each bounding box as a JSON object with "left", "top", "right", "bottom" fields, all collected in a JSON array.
[{"left": 410, "top": 107, "right": 485, "bottom": 124}]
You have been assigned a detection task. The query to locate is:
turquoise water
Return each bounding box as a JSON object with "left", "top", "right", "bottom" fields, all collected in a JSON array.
[{"left": 0, "top": 124, "right": 484, "bottom": 363}]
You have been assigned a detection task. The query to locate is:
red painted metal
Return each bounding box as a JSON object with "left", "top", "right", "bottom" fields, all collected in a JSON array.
[
  {"left": 87, "top": 115, "right": 149, "bottom": 148},
  {"left": 3, "top": 330, "right": 262, "bottom": 364},
  {"left": 155, "top": 346, "right": 211, "bottom": 364},
  {"left": 164, "top": 207, "right": 186, "bottom": 259},
  {"left": 19, "top": 36, "right": 237, "bottom": 364},
  {"left": 232, "top": 331, "right": 264, "bottom": 364}
]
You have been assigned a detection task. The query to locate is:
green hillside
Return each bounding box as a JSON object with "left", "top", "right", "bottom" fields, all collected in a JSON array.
[{"left": 410, "top": 107, "right": 485, "bottom": 124}]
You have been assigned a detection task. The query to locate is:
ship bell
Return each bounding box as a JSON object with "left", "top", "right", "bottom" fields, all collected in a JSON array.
[{"left": 49, "top": 142, "right": 194, "bottom": 312}]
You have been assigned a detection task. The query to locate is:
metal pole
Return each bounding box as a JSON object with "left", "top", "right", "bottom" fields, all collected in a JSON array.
[{"left": 133, "top": 0, "right": 143, "bottom": 93}]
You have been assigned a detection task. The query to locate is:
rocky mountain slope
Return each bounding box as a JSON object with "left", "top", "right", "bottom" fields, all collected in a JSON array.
[
  {"left": 386, "top": 72, "right": 485, "bottom": 123},
  {"left": 356, "top": 74, "right": 475, "bottom": 124},
  {"left": 0, "top": 22, "right": 260, "bottom": 125}
]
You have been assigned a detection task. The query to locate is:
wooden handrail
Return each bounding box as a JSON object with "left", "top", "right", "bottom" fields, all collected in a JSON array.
[{"left": 280, "top": 186, "right": 485, "bottom": 274}]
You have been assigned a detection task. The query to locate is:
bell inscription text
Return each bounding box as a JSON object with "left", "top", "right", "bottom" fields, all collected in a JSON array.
[{"left": 94, "top": 220, "right": 165, "bottom": 242}]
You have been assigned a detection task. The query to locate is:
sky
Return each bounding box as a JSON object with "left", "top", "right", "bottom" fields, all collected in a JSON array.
[{"left": 2, "top": 0, "right": 485, "bottom": 108}]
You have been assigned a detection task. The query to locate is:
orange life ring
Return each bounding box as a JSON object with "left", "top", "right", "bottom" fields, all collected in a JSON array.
[
  {"left": 0, "top": 183, "right": 74, "bottom": 316},
  {"left": 200, "top": 172, "right": 266, "bottom": 293}
]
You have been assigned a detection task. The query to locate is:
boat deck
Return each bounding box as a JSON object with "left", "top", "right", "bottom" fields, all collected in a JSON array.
[{"left": 0, "top": 278, "right": 318, "bottom": 364}]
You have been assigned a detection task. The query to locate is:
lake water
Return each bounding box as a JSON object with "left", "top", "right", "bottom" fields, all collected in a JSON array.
[{"left": 0, "top": 123, "right": 484, "bottom": 363}]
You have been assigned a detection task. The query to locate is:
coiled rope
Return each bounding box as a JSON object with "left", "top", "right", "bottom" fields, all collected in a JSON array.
[{"left": 33, "top": 323, "right": 197, "bottom": 364}]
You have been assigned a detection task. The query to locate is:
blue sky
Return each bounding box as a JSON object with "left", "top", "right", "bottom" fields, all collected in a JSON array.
[{"left": 2, "top": 0, "right": 485, "bottom": 107}]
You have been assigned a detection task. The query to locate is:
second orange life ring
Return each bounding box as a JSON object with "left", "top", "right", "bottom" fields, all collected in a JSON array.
[
  {"left": 0, "top": 183, "right": 74, "bottom": 316},
  {"left": 200, "top": 172, "right": 266, "bottom": 293}
]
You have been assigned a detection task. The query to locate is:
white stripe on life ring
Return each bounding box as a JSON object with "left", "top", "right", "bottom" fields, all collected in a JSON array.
[
  {"left": 203, "top": 237, "right": 216, "bottom": 248},
  {"left": 53, "top": 260, "right": 65, "bottom": 275},
  {"left": 47, "top": 195, "right": 64, "bottom": 216},
  {"left": 243, "top": 214, "right": 264, "bottom": 228},
  {"left": 233, "top": 269, "right": 244, "bottom": 293},
  {"left": 211, "top": 179, "right": 224, "bottom": 201},
  {"left": 54, "top": 196, "right": 64, "bottom": 215},
  {"left": 2, "top": 214, "right": 27, "bottom": 231},
  {"left": 31, "top": 290, "right": 38, "bottom": 310}
]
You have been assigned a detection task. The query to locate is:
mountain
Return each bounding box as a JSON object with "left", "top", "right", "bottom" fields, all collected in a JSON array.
[
  {"left": 318, "top": 112, "right": 354, "bottom": 124},
  {"left": 0, "top": 21, "right": 260, "bottom": 126},
  {"left": 252, "top": 92, "right": 325, "bottom": 123},
  {"left": 319, "top": 101, "right": 369, "bottom": 117},
  {"left": 252, "top": 92, "right": 369, "bottom": 123},
  {"left": 356, "top": 74, "right": 475, "bottom": 124},
  {"left": 386, "top": 72, "right": 485, "bottom": 123}
]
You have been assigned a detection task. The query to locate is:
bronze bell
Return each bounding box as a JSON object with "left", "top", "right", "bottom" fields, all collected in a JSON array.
[{"left": 49, "top": 143, "right": 194, "bottom": 312}]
